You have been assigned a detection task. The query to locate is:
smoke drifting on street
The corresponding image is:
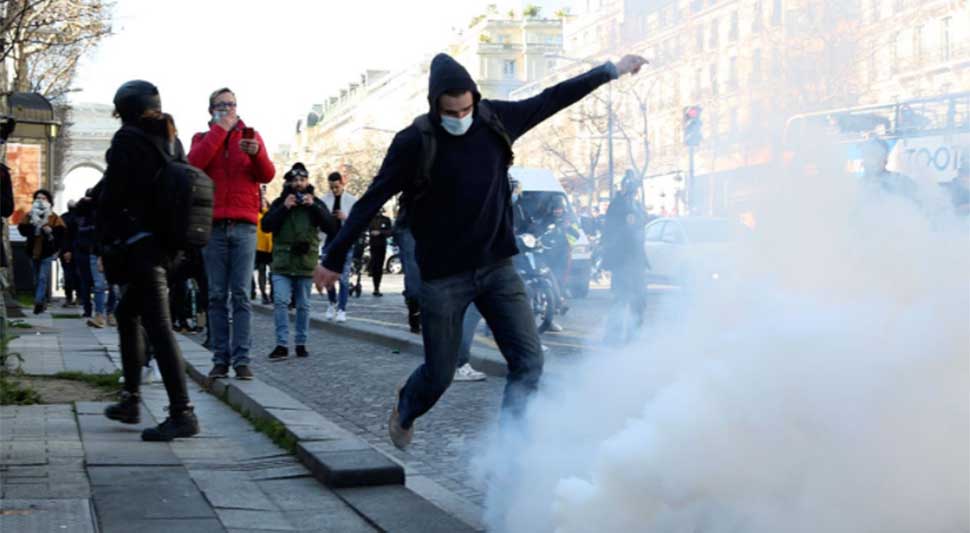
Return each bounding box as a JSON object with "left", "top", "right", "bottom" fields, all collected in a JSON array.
[{"left": 479, "top": 149, "right": 970, "bottom": 532}]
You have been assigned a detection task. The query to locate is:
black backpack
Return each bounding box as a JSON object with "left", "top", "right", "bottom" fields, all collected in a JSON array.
[
  {"left": 125, "top": 127, "right": 214, "bottom": 251},
  {"left": 407, "top": 101, "right": 514, "bottom": 207}
]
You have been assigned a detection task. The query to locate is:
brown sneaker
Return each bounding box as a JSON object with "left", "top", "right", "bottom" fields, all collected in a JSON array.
[
  {"left": 106, "top": 314, "right": 117, "bottom": 327},
  {"left": 86, "top": 314, "right": 106, "bottom": 329},
  {"left": 388, "top": 387, "right": 413, "bottom": 450},
  {"left": 208, "top": 364, "right": 230, "bottom": 379},
  {"left": 234, "top": 365, "right": 254, "bottom": 380}
]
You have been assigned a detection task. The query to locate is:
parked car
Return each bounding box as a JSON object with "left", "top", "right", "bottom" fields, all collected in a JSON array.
[
  {"left": 510, "top": 167, "right": 593, "bottom": 298},
  {"left": 643, "top": 217, "right": 744, "bottom": 287}
]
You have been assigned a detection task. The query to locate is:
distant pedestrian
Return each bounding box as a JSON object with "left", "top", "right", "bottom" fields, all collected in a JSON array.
[
  {"left": 261, "top": 163, "right": 336, "bottom": 361},
  {"left": 392, "top": 199, "right": 422, "bottom": 333},
  {"left": 188, "top": 87, "right": 276, "bottom": 381},
  {"left": 18, "top": 189, "right": 65, "bottom": 314},
  {"left": 316, "top": 52, "right": 649, "bottom": 449},
  {"left": 367, "top": 207, "right": 392, "bottom": 296},
  {"left": 321, "top": 171, "right": 357, "bottom": 323},
  {"left": 602, "top": 172, "right": 648, "bottom": 341},
  {"left": 99, "top": 80, "right": 199, "bottom": 441},
  {"left": 860, "top": 138, "right": 919, "bottom": 203},
  {"left": 59, "top": 200, "right": 80, "bottom": 307},
  {"left": 940, "top": 150, "right": 970, "bottom": 217},
  {"left": 254, "top": 194, "right": 274, "bottom": 304}
]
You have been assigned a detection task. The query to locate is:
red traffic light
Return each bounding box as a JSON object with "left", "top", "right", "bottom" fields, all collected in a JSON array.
[{"left": 684, "top": 106, "right": 702, "bottom": 119}]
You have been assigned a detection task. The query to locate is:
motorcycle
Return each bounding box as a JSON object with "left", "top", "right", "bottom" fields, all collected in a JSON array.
[{"left": 515, "top": 226, "right": 566, "bottom": 334}]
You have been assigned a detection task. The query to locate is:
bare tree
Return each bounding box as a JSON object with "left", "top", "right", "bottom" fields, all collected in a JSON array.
[{"left": 0, "top": 0, "right": 113, "bottom": 99}]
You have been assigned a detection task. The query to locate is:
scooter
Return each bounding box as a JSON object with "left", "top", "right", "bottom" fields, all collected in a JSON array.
[{"left": 514, "top": 227, "right": 564, "bottom": 334}]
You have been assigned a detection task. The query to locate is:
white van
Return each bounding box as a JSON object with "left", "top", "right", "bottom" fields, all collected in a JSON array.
[{"left": 509, "top": 167, "right": 593, "bottom": 298}]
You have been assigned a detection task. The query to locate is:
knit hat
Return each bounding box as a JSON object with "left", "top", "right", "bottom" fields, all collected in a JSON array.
[
  {"left": 33, "top": 189, "right": 53, "bottom": 204},
  {"left": 284, "top": 162, "right": 309, "bottom": 182}
]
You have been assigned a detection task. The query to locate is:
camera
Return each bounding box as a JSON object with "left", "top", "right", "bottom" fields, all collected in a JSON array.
[
  {"left": 295, "top": 192, "right": 305, "bottom": 204},
  {"left": 291, "top": 241, "right": 311, "bottom": 256}
]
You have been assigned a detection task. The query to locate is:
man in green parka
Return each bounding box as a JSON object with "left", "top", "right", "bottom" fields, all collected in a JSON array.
[{"left": 261, "top": 163, "right": 337, "bottom": 360}]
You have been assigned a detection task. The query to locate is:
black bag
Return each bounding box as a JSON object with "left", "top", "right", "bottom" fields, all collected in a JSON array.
[{"left": 125, "top": 128, "right": 214, "bottom": 251}]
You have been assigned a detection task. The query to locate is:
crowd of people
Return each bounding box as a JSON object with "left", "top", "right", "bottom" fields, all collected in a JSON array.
[{"left": 10, "top": 50, "right": 650, "bottom": 446}]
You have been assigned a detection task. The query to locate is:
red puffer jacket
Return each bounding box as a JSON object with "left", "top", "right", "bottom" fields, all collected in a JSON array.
[{"left": 188, "top": 119, "right": 275, "bottom": 224}]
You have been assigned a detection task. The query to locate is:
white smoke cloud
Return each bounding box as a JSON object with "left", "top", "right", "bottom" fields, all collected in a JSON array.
[{"left": 479, "top": 155, "right": 970, "bottom": 532}]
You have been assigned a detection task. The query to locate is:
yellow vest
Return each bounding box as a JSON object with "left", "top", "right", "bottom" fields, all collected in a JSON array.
[{"left": 256, "top": 210, "right": 273, "bottom": 253}]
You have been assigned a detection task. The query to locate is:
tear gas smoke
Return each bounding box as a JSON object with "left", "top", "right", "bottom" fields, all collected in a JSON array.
[{"left": 478, "top": 137, "right": 970, "bottom": 532}]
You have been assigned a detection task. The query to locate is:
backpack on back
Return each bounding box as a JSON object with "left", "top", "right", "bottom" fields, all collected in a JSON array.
[{"left": 124, "top": 127, "right": 214, "bottom": 251}]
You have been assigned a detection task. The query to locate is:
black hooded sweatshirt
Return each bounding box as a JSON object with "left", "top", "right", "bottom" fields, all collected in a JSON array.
[{"left": 322, "top": 53, "right": 617, "bottom": 281}]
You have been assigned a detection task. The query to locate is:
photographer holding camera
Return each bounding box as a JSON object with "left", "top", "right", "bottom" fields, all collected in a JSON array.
[{"left": 260, "top": 163, "right": 337, "bottom": 361}]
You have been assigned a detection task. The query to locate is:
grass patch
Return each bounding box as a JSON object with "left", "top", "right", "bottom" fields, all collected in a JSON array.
[
  {"left": 7, "top": 320, "right": 32, "bottom": 329},
  {"left": 15, "top": 293, "right": 33, "bottom": 308},
  {"left": 215, "top": 387, "right": 297, "bottom": 453},
  {"left": 53, "top": 371, "right": 123, "bottom": 394},
  {"left": 0, "top": 378, "right": 42, "bottom": 405}
]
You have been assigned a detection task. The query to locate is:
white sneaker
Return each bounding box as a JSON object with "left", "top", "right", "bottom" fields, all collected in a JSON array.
[
  {"left": 453, "top": 363, "right": 486, "bottom": 382},
  {"left": 325, "top": 305, "right": 336, "bottom": 321},
  {"left": 548, "top": 322, "right": 564, "bottom": 333},
  {"left": 336, "top": 310, "right": 347, "bottom": 323}
]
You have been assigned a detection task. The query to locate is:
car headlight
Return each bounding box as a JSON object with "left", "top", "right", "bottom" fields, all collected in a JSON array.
[{"left": 520, "top": 233, "right": 537, "bottom": 249}]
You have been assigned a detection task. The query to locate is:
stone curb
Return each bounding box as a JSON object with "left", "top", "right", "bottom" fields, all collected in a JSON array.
[
  {"left": 178, "top": 348, "right": 478, "bottom": 531},
  {"left": 251, "top": 303, "right": 509, "bottom": 378}
]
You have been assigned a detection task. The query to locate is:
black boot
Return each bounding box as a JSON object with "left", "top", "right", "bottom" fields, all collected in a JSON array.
[
  {"left": 142, "top": 406, "right": 200, "bottom": 441},
  {"left": 104, "top": 391, "right": 141, "bottom": 424},
  {"left": 406, "top": 298, "right": 421, "bottom": 334}
]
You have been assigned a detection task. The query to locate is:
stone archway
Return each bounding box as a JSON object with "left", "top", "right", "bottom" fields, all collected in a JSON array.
[{"left": 54, "top": 103, "right": 114, "bottom": 211}]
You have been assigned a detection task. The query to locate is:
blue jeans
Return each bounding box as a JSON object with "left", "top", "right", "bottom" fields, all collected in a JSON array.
[
  {"left": 31, "top": 256, "right": 53, "bottom": 305},
  {"left": 87, "top": 254, "right": 108, "bottom": 315},
  {"left": 204, "top": 221, "right": 257, "bottom": 367},
  {"left": 398, "top": 259, "right": 544, "bottom": 428},
  {"left": 458, "top": 304, "right": 482, "bottom": 367},
  {"left": 323, "top": 247, "right": 352, "bottom": 311},
  {"left": 393, "top": 225, "right": 421, "bottom": 300},
  {"left": 272, "top": 274, "right": 311, "bottom": 347}
]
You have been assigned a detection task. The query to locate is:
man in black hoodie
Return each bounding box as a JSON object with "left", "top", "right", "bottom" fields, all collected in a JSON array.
[{"left": 316, "top": 52, "right": 648, "bottom": 449}]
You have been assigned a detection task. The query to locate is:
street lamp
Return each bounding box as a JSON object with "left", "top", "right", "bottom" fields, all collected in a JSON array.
[{"left": 545, "top": 53, "right": 615, "bottom": 198}]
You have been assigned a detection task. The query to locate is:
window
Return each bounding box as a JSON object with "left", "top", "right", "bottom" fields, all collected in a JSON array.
[
  {"left": 710, "top": 63, "right": 719, "bottom": 96},
  {"left": 890, "top": 32, "right": 900, "bottom": 73},
  {"left": 870, "top": 0, "right": 881, "bottom": 22},
  {"left": 710, "top": 19, "right": 719, "bottom": 48},
  {"left": 691, "top": 0, "right": 703, "bottom": 13},
  {"left": 729, "top": 56, "right": 738, "bottom": 88},
  {"left": 894, "top": 0, "right": 904, "bottom": 13},
  {"left": 661, "top": 223, "right": 685, "bottom": 244},
  {"left": 751, "top": 48, "right": 762, "bottom": 82},
  {"left": 729, "top": 11, "right": 739, "bottom": 41},
  {"left": 913, "top": 25, "right": 923, "bottom": 61},
  {"left": 503, "top": 60, "right": 516, "bottom": 78},
  {"left": 942, "top": 17, "right": 952, "bottom": 61},
  {"left": 645, "top": 222, "right": 665, "bottom": 241},
  {"left": 729, "top": 108, "right": 738, "bottom": 134},
  {"left": 696, "top": 26, "right": 704, "bottom": 51},
  {"left": 694, "top": 68, "right": 703, "bottom": 98},
  {"left": 867, "top": 53, "right": 877, "bottom": 82},
  {"left": 772, "top": 0, "right": 782, "bottom": 25},
  {"left": 752, "top": 1, "right": 763, "bottom": 32}
]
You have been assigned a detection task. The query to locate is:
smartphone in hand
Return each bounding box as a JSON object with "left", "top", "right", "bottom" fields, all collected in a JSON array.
[{"left": 242, "top": 127, "right": 255, "bottom": 140}]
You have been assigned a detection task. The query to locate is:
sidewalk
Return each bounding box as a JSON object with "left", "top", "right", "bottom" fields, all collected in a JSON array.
[{"left": 2, "top": 305, "right": 478, "bottom": 532}]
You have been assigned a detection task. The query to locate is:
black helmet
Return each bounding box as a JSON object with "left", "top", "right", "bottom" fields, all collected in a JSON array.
[
  {"left": 113, "top": 80, "right": 161, "bottom": 123},
  {"left": 621, "top": 171, "right": 639, "bottom": 195}
]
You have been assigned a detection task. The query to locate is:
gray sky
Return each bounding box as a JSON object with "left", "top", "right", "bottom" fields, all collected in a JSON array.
[{"left": 71, "top": 0, "right": 567, "bottom": 152}]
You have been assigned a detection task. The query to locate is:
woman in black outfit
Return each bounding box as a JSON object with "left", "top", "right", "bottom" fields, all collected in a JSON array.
[{"left": 99, "top": 80, "right": 199, "bottom": 441}]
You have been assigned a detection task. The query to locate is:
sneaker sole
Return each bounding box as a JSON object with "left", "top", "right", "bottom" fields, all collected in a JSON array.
[
  {"left": 105, "top": 413, "right": 141, "bottom": 425},
  {"left": 141, "top": 428, "right": 200, "bottom": 442}
]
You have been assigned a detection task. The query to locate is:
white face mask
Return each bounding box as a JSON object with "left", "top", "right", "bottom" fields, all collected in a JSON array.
[{"left": 441, "top": 113, "right": 473, "bottom": 136}]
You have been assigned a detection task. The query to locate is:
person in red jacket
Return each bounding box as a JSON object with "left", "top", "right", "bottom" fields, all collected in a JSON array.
[{"left": 188, "top": 87, "right": 275, "bottom": 381}]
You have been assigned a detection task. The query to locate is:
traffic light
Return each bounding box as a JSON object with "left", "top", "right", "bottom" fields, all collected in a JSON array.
[{"left": 683, "top": 105, "right": 703, "bottom": 146}]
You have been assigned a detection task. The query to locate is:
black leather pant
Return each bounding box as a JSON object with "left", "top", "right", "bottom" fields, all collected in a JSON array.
[{"left": 115, "top": 239, "right": 190, "bottom": 411}]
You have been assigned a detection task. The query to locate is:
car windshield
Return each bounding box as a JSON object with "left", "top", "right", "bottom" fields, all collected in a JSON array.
[{"left": 680, "top": 219, "right": 738, "bottom": 242}]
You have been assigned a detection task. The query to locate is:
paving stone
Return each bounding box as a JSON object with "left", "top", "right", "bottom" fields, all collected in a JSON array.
[
  {"left": 83, "top": 439, "right": 181, "bottom": 466},
  {"left": 189, "top": 470, "right": 278, "bottom": 511},
  {"left": 296, "top": 444, "right": 404, "bottom": 488},
  {"left": 0, "top": 498, "right": 96, "bottom": 533},
  {"left": 100, "top": 518, "right": 225, "bottom": 533},
  {"left": 76, "top": 414, "right": 154, "bottom": 442},
  {"left": 215, "top": 509, "right": 296, "bottom": 531},
  {"left": 88, "top": 466, "right": 217, "bottom": 522},
  {"left": 336, "top": 485, "right": 478, "bottom": 533}
]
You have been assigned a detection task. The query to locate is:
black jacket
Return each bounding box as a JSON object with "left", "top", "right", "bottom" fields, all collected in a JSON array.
[
  {"left": 603, "top": 193, "right": 647, "bottom": 270},
  {"left": 98, "top": 118, "right": 185, "bottom": 246},
  {"left": 259, "top": 184, "right": 337, "bottom": 237},
  {"left": 322, "top": 53, "right": 617, "bottom": 280}
]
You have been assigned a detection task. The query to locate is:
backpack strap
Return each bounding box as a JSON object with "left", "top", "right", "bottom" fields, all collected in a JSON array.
[
  {"left": 477, "top": 101, "right": 514, "bottom": 167},
  {"left": 412, "top": 114, "right": 436, "bottom": 192}
]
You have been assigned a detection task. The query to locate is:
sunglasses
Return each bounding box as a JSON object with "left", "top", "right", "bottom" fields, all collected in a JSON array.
[{"left": 212, "top": 102, "right": 237, "bottom": 110}]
